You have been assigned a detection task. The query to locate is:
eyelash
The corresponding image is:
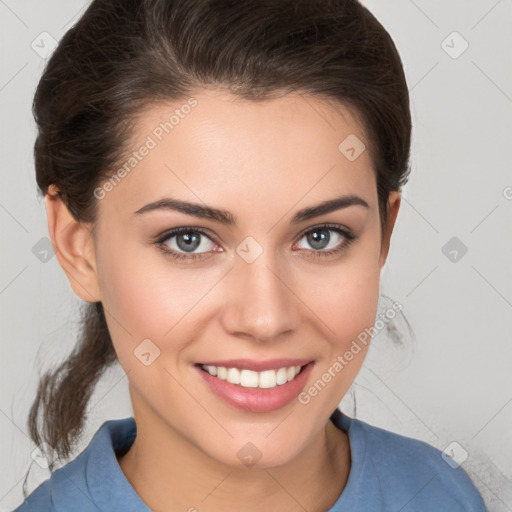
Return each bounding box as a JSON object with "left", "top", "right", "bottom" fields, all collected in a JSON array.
[{"left": 154, "top": 223, "right": 357, "bottom": 263}]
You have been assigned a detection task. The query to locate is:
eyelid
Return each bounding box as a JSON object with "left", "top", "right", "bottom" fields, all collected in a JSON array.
[
  {"left": 296, "top": 222, "right": 354, "bottom": 240},
  {"left": 154, "top": 226, "right": 219, "bottom": 245},
  {"left": 154, "top": 222, "right": 357, "bottom": 262},
  {"left": 154, "top": 223, "right": 354, "bottom": 246}
]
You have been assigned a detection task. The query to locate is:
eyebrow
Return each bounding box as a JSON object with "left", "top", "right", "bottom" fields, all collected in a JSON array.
[{"left": 133, "top": 194, "right": 370, "bottom": 225}]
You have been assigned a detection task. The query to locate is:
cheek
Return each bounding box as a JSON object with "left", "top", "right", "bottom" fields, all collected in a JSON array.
[
  {"left": 304, "top": 241, "right": 382, "bottom": 347},
  {"left": 297, "top": 254, "right": 381, "bottom": 416},
  {"left": 94, "top": 234, "right": 223, "bottom": 369},
  {"left": 94, "top": 232, "right": 171, "bottom": 359}
]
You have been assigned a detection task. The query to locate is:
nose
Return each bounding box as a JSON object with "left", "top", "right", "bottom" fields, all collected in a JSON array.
[{"left": 219, "top": 247, "right": 302, "bottom": 343}]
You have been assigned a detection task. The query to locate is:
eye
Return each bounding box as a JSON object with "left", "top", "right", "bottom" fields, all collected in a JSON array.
[
  {"left": 155, "top": 223, "right": 357, "bottom": 263},
  {"left": 293, "top": 223, "right": 356, "bottom": 258},
  {"left": 155, "top": 227, "right": 219, "bottom": 262}
]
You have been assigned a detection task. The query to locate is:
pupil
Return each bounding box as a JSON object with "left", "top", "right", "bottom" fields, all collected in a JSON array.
[
  {"left": 177, "top": 232, "right": 200, "bottom": 252},
  {"left": 308, "top": 229, "right": 329, "bottom": 250}
]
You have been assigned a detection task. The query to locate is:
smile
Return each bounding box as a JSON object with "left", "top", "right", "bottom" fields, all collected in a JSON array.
[
  {"left": 196, "top": 359, "right": 314, "bottom": 412},
  {"left": 200, "top": 364, "right": 303, "bottom": 389}
]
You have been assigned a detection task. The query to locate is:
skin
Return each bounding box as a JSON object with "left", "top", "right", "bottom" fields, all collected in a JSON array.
[{"left": 46, "top": 89, "right": 400, "bottom": 512}]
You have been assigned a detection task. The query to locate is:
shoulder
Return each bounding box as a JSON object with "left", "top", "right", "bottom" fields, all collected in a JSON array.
[
  {"left": 11, "top": 417, "right": 138, "bottom": 512},
  {"left": 332, "top": 410, "right": 488, "bottom": 511},
  {"left": 13, "top": 451, "right": 125, "bottom": 512},
  {"left": 11, "top": 481, "right": 52, "bottom": 512},
  {"left": 11, "top": 457, "right": 92, "bottom": 512}
]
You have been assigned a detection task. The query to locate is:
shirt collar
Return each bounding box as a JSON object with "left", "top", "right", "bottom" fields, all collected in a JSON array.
[
  {"left": 80, "top": 411, "right": 367, "bottom": 511},
  {"left": 85, "top": 417, "right": 151, "bottom": 511}
]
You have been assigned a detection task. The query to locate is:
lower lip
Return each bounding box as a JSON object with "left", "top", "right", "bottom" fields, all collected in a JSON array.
[{"left": 196, "top": 363, "right": 314, "bottom": 413}]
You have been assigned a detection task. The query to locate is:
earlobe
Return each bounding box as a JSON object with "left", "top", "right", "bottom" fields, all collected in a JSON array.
[
  {"left": 45, "top": 185, "right": 101, "bottom": 303},
  {"left": 379, "top": 191, "right": 401, "bottom": 268}
]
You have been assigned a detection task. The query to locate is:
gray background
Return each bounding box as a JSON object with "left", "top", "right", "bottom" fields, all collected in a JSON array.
[{"left": 1, "top": 0, "right": 511, "bottom": 510}]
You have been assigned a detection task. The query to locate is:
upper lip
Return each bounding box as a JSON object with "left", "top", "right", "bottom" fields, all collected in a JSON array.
[{"left": 197, "top": 358, "right": 313, "bottom": 372}]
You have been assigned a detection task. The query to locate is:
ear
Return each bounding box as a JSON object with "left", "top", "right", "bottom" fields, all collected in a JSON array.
[
  {"left": 45, "top": 185, "right": 101, "bottom": 302},
  {"left": 379, "top": 190, "right": 401, "bottom": 268}
]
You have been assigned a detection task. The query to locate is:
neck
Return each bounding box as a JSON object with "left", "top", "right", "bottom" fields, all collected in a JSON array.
[{"left": 118, "top": 411, "right": 350, "bottom": 512}]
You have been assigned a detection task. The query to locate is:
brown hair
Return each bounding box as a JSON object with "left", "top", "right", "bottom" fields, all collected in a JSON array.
[{"left": 25, "top": 0, "right": 411, "bottom": 495}]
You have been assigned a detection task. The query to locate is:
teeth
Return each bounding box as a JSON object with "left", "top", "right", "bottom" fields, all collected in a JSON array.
[
  {"left": 259, "top": 370, "right": 275, "bottom": 389},
  {"left": 227, "top": 367, "right": 241, "bottom": 385},
  {"left": 240, "top": 369, "right": 259, "bottom": 388},
  {"left": 202, "top": 364, "right": 304, "bottom": 389},
  {"left": 276, "top": 367, "right": 288, "bottom": 385}
]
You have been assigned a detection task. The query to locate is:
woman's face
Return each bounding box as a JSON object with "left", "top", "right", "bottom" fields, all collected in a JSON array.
[{"left": 82, "top": 89, "right": 398, "bottom": 467}]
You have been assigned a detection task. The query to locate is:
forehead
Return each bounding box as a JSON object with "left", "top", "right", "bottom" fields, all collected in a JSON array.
[{"left": 99, "top": 90, "right": 377, "bottom": 219}]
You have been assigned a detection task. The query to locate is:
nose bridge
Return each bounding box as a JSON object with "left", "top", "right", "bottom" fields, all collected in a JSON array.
[{"left": 221, "top": 236, "right": 301, "bottom": 341}]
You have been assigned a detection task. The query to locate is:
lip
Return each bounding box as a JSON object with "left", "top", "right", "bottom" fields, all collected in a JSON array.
[
  {"left": 195, "top": 360, "right": 315, "bottom": 413},
  {"left": 198, "top": 358, "right": 312, "bottom": 372}
]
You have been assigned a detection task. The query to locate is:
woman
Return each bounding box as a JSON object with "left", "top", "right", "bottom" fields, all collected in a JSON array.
[{"left": 14, "top": 0, "right": 487, "bottom": 510}]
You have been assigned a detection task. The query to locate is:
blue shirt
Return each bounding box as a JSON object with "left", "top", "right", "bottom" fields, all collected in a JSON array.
[{"left": 13, "top": 409, "right": 487, "bottom": 511}]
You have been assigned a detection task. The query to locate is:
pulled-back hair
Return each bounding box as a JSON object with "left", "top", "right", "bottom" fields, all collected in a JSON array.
[{"left": 26, "top": 0, "right": 411, "bottom": 496}]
